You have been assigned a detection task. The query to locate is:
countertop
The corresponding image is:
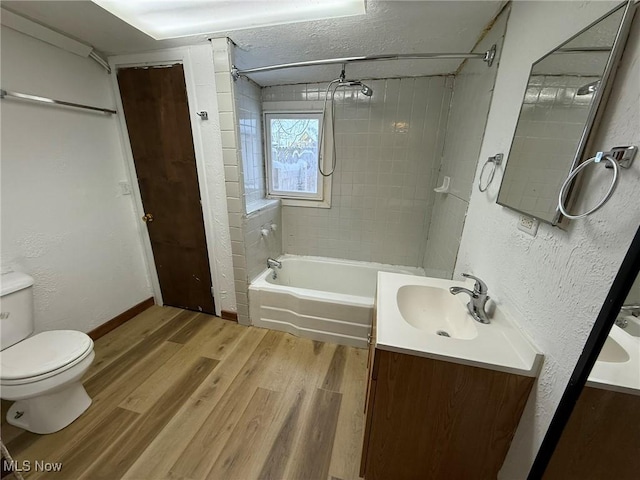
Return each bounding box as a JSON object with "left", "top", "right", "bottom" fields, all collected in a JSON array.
[{"left": 375, "top": 272, "right": 544, "bottom": 377}]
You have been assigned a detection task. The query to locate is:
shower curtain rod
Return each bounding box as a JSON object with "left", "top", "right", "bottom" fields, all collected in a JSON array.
[
  {"left": 0, "top": 89, "right": 117, "bottom": 115},
  {"left": 231, "top": 44, "right": 496, "bottom": 80}
]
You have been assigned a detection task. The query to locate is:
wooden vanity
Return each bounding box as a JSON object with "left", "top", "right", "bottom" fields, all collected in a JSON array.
[
  {"left": 360, "top": 307, "right": 536, "bottom": 480},
  {"left": 543, "top": 386, "right": 640, "bottom": 479}
]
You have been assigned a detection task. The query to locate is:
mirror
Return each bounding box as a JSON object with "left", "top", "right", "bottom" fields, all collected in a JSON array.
[
  {"left": 542, "top": 272, "right": 640, "bottom": 479},
  {"left": 528, "top": 223, "right": 640, "bottom": 478},
  {"left": 497, "top": 3, "right": 627, "bottom": 225}
]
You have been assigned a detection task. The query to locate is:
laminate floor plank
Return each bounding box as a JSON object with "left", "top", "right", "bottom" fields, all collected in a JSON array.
[
  {"left": 255, "top": 332, "right": 299, "bottom": 392},
  {"left": 3, "top": 307, "right": 368, "bottom": 480},
  {"left": 80, "top": 356, "right": 219, "bottom": 480},
  {"left": 85, "top": 305, "right": 183, "bottom": 379},
  {"left": 120, "top": 315, "right": 225, "bottom": 413},
  {"left": 120, "top": 327, "right": 267, "bottom": 480},
  {"left": 287, "top": 388, "right": 343, "bottom": 480},
  {"left": 9, "top": 341, "right": 182, "bottom": 465},
  {"left": 205, "top": 387, "right": 282, "bottom": 480},
  {"left": 169, "top": 330, "right": 284, "bottom": 480},
  {"left": 167, "top": 311, "right": 209, "bottom": 344},
  {"left": 188, "top": 315, "right": 248, "bottom": 361},
  {"left": 85, "top": 309, "right": 196, "bottom": 397},
  {"left": 257, "top": 336, "right": 342, "bottom": 480},
  {"left": 28, "top": 407, "right": 140, "bottom": 480},
  {"left": 322, "top": 344, "right": 348, "bottom": 393},
  {"left": 329, "top": 347, "right": 368, "bottom": 480},
  {"left": 256, "top": 389, "right": 307, "bottom": 480}
]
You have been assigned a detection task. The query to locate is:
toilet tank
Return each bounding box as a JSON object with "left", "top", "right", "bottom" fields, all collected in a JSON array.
[{"left": 1, "top": 272, "right": 35, "bottom": 350}]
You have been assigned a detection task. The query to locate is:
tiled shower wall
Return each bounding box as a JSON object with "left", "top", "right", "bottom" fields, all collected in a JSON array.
[
  {"left": 212, "top": 38, "right": 282, "bottom": 324},
  {"left": 423, "top": 8, "right": 508, "bottom": 278},
  {"left": 264, "top": 77, "right": 452, "bottom": 267},
  {"left": 234, "top": 76, "right": 283, "bottom": 283},
  {"left": 235, "top": 76, "right": 267, "bottom": 211}
]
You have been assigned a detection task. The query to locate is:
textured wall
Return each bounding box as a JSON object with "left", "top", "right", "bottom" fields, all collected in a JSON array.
[
  {"left": 423, "top": 8, "right": 508, "bottom": 279},
  {"left": 265, "top": 77, "right": 451, "bottom": 267},
  {"left": 454, "top": 2, "right": 638, "bottom": 478},
  {"left": 184, "top": 45, "right": 237, "bottom": 313},
  {"left": 0, "top": 26, "right": 151, "bottom": 333}
]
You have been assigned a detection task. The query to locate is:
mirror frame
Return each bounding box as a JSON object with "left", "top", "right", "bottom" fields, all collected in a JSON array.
[
  {"left": 496, "top": 0, "right": 635, "bottom": 226},
  {"left": 527, "top": 224, "right": 640, "bottom": 479}
]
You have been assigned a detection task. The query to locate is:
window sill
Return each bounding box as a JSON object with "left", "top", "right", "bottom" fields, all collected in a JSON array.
[
  {"left": 277, "top": 197, "right": 331, "bottom": 209},
  {"left": 246, "top": 198, "right": 280, "bottom": 216}
]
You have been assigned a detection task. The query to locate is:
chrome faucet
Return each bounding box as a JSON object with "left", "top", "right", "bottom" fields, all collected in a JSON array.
[
  {"left": 266, "top": 257, "right": 282, "bottom": 279},
  {"left": 621, "top": 304, "right": 640, "bottom": 316},
  {"left": 616, "top": 304, "right": 640, "bottom": 329},
  {"left": 449, "top": 273, "right": 490, "bottom": 324}
]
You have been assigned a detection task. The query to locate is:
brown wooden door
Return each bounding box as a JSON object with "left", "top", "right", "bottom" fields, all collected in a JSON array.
[{"left": 118, "top": 64, "right": 215, "bottom": 314}]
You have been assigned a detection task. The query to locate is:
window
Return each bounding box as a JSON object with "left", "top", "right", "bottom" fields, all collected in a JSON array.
[{"left": 265, "top": 112, "right": 323, "bottom": 200}]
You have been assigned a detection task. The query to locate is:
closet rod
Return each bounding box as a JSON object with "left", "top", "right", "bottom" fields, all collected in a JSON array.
[{"left": 0, "top": 89, "right": 117, "bottom": 115}]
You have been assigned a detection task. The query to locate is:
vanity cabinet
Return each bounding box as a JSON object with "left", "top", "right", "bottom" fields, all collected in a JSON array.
[
  {"left": 360, "top": 324, "right": 535, "bottom": 479},
  {"left": 543, "top": 386, "right": 640, "bottom": 479}
]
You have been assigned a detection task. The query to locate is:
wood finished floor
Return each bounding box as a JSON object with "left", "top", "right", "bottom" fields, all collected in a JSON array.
[{"left": 1, "top": 306, "right": 368, "bottom": 480}]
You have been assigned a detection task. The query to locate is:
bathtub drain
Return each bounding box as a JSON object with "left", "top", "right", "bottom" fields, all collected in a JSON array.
[{"left": 436, "top": 330, "right": 450, "bottom": 337}]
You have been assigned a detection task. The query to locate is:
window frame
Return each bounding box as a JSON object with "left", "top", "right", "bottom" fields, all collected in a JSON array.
[{"left": 263, "top": 109, "right": 325, "bottom": 202}]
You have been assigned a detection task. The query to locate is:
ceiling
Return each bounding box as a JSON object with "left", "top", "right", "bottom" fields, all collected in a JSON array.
[{"left": 2, "top": 1, "right": 506, "bottom": 86}]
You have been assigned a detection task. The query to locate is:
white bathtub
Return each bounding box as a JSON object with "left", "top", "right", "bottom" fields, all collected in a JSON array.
[{"left": 248, "top": 255, "right": 424, "bottom": 347}]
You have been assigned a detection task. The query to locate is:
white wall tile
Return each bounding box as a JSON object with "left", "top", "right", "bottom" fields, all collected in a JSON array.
[
  {"left": 266, "top": 76, "right": 451, "bottom": 266},
  {"left": 422, "top": 10, "right": 508, "bottom": 278}
]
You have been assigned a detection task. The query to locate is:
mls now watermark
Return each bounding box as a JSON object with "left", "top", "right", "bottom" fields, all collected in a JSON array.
[{"left": 3, "top": 460, "right": 63, "bottom": 473}]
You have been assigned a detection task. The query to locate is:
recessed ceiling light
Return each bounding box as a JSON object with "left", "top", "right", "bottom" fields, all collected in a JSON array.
[{"left": 92, "top": 1, "right": 366, "bottom": 40}]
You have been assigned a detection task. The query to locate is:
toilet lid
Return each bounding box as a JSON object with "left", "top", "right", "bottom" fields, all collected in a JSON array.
[{"left": 0, "top": 330, "right": 93, "bottom": 381}]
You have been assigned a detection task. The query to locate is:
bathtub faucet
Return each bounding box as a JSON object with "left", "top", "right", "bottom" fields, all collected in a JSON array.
[{"left": 267, "top": 258, "right": 282, "bottom": 279}]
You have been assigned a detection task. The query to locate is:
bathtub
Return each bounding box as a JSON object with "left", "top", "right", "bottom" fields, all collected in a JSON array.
[{"left": 248, "top": 255, "right": 424, "bottom": 348}]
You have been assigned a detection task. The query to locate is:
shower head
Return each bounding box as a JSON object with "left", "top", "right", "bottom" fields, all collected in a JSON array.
[
  {"left": 339, "top": 79, "right": 373, "bottom": 97},
  {"left": 577, "top": 80, "right": 600, "bottom": 96}
]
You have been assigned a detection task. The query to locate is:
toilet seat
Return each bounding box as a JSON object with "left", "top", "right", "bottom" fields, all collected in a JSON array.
[{"left": 1, "top": 330, "right": 93, "bottom": 386}]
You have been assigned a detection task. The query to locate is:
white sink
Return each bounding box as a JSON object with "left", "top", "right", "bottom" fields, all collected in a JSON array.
[
  {"left": 588, "top": 325, "right": 640, "bottom": 395},
  {"left": 597, "top": 336, "right": 630, "bottom": 363},
  {"left": 397, "top": 285, "right": 478, "bottom": 339},
  {"left": 376, "top": 272, "right": 543, "bottom": 377}
]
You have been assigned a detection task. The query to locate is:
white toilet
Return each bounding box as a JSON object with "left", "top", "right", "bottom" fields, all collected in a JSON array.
[{"left": 0, "top": 271, "right": 95, "bottom": 434}]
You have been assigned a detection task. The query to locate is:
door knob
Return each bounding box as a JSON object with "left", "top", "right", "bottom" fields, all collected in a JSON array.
[{"left": 142, "top": 213, "right": 154, "bottom": 223}]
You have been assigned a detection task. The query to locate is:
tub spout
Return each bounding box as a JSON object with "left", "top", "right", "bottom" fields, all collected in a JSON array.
[
  {"left": 267, "top": 258, "right": 282, "bottom": 269},
  {"left": 267, "top": 257, "right": 282, "bottom": 280}
]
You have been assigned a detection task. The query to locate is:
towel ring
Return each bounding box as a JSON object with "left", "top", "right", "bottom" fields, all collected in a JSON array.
[
  {"left": 558, "top": 154, "right": 619, "bottom": 220},
  {"left": 478, "top": 153, "right": 503, "bottom": 192}
]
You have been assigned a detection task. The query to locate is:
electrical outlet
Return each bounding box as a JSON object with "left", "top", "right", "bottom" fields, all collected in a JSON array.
[{"left": 517, "top": 215, "right": 539, "bottom": 237}]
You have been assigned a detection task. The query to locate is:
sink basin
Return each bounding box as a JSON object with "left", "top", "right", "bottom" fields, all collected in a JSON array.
[
  {"left": 597, "top": 336, "right": 630, "bottom": 363},
  {"left": 396, "top": 285, "right": 478, "bottom": 340},
  {"left": 376, "top": 272, "right": 543, "bottom": 377},
  {"left": 588, "top": 325, "right": 638, "bottom": 394}
]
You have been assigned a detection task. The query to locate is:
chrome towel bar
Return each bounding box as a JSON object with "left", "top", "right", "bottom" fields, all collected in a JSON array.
[{"left": 0, "top": 89, "right": 116, "bottom": 115}]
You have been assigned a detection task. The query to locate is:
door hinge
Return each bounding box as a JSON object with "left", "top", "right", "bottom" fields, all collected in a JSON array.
[{"left": 211, "top": 287, "right": 215, "bottom": 297}]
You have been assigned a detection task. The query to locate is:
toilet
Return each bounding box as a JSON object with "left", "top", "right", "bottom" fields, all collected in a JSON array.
[{"left": 0, "top": 271, "right": 95, "bottom": 434}]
